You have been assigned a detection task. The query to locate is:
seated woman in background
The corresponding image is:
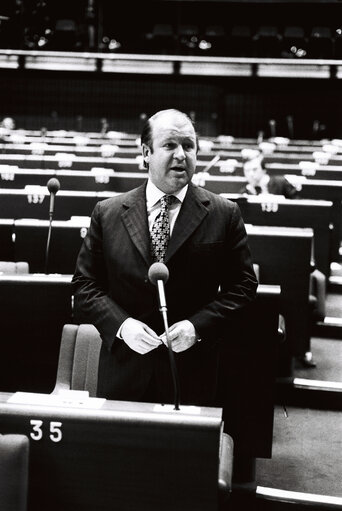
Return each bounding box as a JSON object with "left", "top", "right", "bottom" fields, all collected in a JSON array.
[{"left": 240, "top": 155, "right": 299, "bottom": 199}]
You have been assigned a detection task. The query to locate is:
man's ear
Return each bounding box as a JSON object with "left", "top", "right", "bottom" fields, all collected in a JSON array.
[{"left": 142, "top": 144, "right": 150, "bottom": 163}]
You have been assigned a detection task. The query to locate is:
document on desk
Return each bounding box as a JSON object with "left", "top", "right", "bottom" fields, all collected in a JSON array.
[{"left": 7, "top": 391, "right": 106, "bottom": 409}]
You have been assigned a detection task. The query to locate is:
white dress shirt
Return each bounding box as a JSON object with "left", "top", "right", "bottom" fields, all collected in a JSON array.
[{"left": 146, "top": 179, "right": 188, "bottom": 236}]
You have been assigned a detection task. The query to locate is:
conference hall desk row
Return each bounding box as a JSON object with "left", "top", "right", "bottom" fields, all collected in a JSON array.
[
  {"left": 3, "top": 142, "right": 342, "bottom": 163},
  {"left": 0, "top": 185, "right": 334, "bottom": 277},
  {"left": 0, "top": 130, "right": 330, "bottom": 149},
  {"left": 3, "top": 159, "right": 342, "bottom": 185},
  {"left": 2, "top": 151, "right": 342, "bottom": 172},
  {"left": 0, "top": 220, "right": 313, "bottom": 376},
  {"left": 1, "top": 128, "right": 338, "bottom": 149},
  {"left": 0, "top": 277, "right": 281, "bottom": 481}
]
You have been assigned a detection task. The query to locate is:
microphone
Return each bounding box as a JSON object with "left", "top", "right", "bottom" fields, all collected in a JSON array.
[
  {"left": 47, "top": 177, "right": 60, "bottom": 219},
  {"left": 148, "top": 262, "right": 169, "bottom": 312},
  {"left": 148, "top": 262, "right": 180, "bottom": 410},
  {"left": 45, "top": 178, "right": 60, "bottom": 274}
]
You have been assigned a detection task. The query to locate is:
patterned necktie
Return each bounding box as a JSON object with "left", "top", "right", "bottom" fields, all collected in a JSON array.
[{"left": 150, "top": 195, "right": 175, "bottom": 262}]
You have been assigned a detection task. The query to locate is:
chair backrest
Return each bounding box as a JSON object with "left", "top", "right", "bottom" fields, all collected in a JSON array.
[
  {"left": 0, "top": 434, "right": 29, "bottom": 511},
  {"left": 52, "top": 324, "right": 102, "bottom": 397},
  {"left": 0, "top": 261, "right": 29, "bottom": 275}
]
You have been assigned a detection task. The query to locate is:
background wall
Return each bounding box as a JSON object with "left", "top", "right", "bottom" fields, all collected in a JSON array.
[{"left": 0, "top": 68, "right": 340, "bottom": 139}]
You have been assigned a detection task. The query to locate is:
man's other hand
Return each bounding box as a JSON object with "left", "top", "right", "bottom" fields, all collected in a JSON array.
[
  {"left": 160, "top": 320, "right": 199, "bottom": 353},
  {"left": 121, "top": 318, "right": 162, "bottom": 354}
]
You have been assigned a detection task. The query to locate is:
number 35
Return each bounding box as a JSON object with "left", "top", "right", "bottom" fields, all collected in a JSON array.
[{"left": 30, "top": 420, "right": 63, "bottom": 443}]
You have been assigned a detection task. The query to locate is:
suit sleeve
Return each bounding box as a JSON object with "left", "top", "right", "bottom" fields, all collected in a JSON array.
[
  {"left": 72, "top": 202, "right": 129, "bottom": 350},
  {"left": 188, "top": 201, "right": 258, "bottom": 341}
]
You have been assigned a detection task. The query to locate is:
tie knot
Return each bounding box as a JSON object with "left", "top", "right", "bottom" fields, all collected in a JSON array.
[{"left": 160, "top": 194, "right": 176, "bottom": 208}]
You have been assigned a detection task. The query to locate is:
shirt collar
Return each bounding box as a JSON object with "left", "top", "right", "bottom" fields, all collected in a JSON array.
[{"left": 146, "top": 179, "right": 188, "bottom": 208}]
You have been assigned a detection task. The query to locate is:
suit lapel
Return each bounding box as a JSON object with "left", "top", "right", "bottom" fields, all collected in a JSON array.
[
  {"left": 121, "top": 183, "right": 151, "bottom": 266},
  {"left": 165, "top": 184, "right": 209, "bottom": 262}
]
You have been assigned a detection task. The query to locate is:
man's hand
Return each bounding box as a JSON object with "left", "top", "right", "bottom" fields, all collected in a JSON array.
[
  {"left": 121, "top": 318, "right": 162, "bottom": 354},
  {"left": 160, "top": 320, "right": 199, "bottom": 353}
]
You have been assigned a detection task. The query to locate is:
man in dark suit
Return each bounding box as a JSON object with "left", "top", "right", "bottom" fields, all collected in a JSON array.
[
  {"left": 72, "top": 109, "right": 258, "bottom": 406},
  {"left": 240, "top": 154, "right": 299, "bottom": 198}
]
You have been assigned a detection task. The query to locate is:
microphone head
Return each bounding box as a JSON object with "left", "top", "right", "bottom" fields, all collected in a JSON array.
[
  {"left": 47, "top": 178, "right": 60, "bottom": 194},
  {"left": 148, "top": 262, "right": 169, "bottom": 285}
]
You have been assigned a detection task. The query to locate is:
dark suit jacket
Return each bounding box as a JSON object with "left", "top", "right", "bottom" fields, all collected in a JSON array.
[
  {"left": 72, "top": 182, "right": 258, "bottom": 405},
  {"left": 240, "top": 175, "right": 299, "bottom": 199}
]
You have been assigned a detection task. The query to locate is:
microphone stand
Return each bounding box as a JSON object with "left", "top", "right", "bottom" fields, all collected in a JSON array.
[
  {"left": 157, "top": 280, "right": 180, "bottom": 411},
  {"left": 44, "top": 206, "right": 53, "bottom": 275}
]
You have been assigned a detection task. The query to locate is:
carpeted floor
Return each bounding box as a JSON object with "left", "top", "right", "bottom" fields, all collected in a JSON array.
[
  {"left": 325, "top": 291, "right": 342, "bottom": 319},
  {"left": 256, "top": 405, "right": 342, "bottom": 497},
  {"left": 294, "top": 337, "right": 342, "bottom": 382},
  {"left": 256, "top": 288, "right": 342, "bottom": 501}
]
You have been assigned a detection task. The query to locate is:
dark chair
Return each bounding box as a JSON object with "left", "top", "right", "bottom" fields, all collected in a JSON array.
[
  {"left": 282, "top": 26, "right": 307, "bottom": 58},
  {"left": 0, "top": 434, "right": 29, "bottom": 511},
  {"left": 253, "top": 25, "right": 282, "bottom": 58},
  {"left": 52, "top": 19, "right": 77, "bottom": 51},
  {"left": 228, "top": 25, "right": 253, "bottom": 57},
  {"left": 334, "top": 28, "right": 342, "bottom": 58},
  {"left": 202, "top": 25, "right": 227, "bottom": 56},
  {"left": 309, "top": 268, "right": 326, "bottom": 324},
  {"left": 52, "top": 323, "right": 234, "bottom": 501},
  {"left": 177, "top": 24, "right": 200, "bottom": 55},
  {"left": 147, "top": 23, "right": 176, "bottom": 54},
  {"left": 302, "top": 268, "right": 327, "bottom": 366},
  {"left": 308, "top": 26, "right": 333, "bottom": 58}
]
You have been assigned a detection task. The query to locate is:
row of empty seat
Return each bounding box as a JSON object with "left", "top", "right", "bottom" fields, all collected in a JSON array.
[{"left": 143, "top": 24, "right": 342, "bottom": 59}]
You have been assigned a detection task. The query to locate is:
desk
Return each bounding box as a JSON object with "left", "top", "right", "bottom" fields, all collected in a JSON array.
[
  {"left": 267, "top": 162, "right": 342, "bottom": 181},
  {"left": 0, "top": 278, "right": 279, "bottom": 467},
  {"left": 294, "top": 177, "right": 342, "bottom": 263},
  {"left": 0, "top": 168, "right": 148, "bottom": 191},
  {"left": 0, "top": 189, "right": 114, "bottom": 220},
  {"left": 14, "top": 218, "right": 90, "bottom": 274},
  {"left": 217, "top": 284, "right": 280, "bottom": 458},
  {"left": 0, "top": 392, "right": 223, "bottom": 511},
  {"left": 246, "top": 225, "right": 313, "bottom": 375},
  {"left": 192, "top": 173, "right": 342, "bottom": 265},
  {"left": 225, "top": 195, "right": 333, "bottom": 278}
]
